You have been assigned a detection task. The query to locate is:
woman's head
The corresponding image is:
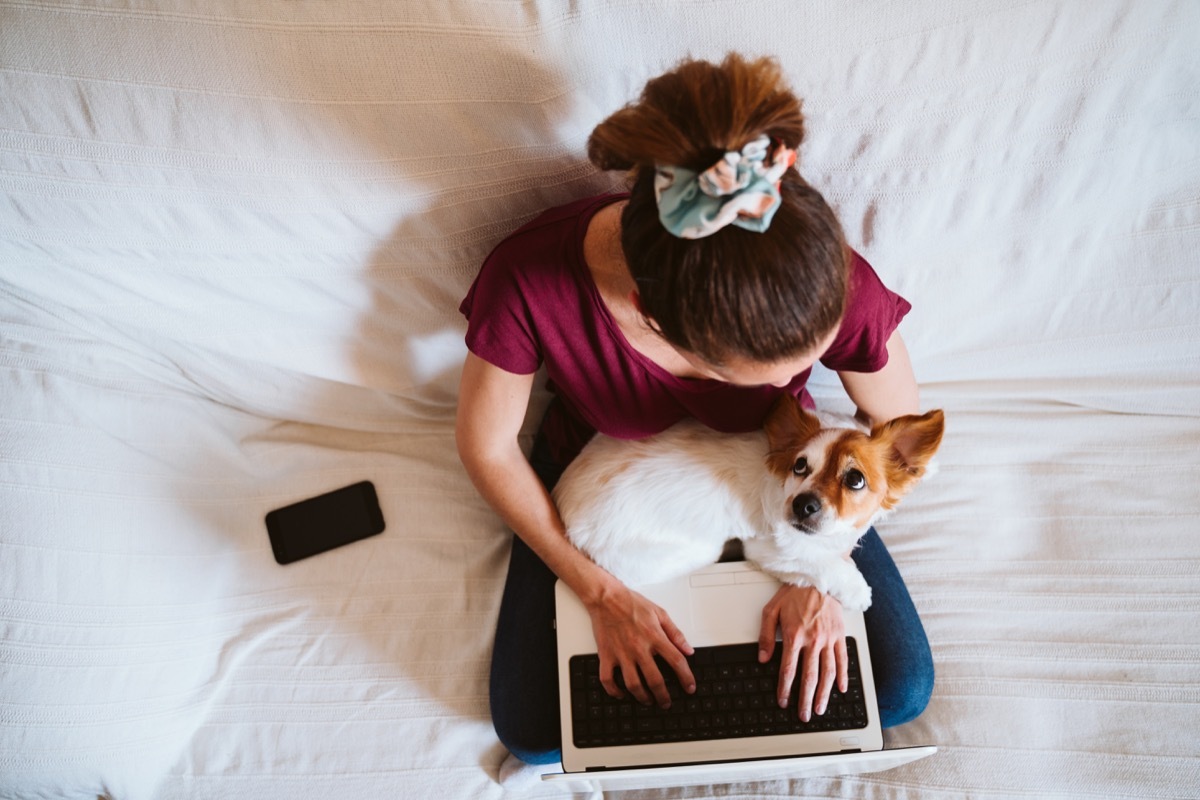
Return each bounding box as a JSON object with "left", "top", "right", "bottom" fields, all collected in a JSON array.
[{"left": 587, "top": 54, "right": 849, "bottom": 369}]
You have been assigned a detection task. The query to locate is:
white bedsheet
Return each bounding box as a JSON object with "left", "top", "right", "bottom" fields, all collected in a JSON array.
[{"left": 1, "top": 1, "right": 1198, "bottom": 798}]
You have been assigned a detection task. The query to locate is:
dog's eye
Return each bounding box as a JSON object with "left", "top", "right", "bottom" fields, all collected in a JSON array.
[
  {"left": 792, "top": 457, "right": 809, "bottom": 476},
  {"left": 844, "top": 469, "right": 866, "bottom": 490}
]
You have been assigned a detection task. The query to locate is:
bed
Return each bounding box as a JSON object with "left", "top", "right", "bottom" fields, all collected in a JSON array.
[{"left": 2, "top": 1, "right": 1198, "bottom": 798}]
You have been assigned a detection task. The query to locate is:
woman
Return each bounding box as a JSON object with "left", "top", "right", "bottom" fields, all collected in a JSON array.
[{"left": 456, "top": 54, "right": 934, "bottom": 765}]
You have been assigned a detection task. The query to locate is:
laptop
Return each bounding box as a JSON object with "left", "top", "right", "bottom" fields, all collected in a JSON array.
[{"left": 542, "top": 560, "right": 935, "bottom": 791}]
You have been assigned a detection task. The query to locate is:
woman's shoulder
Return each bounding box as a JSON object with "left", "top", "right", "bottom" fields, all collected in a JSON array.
[
  {"left": 494, "top": 192, "right": 627, "bottom": 255},
  {"left": 460, "top": 193, "right": 626, "bottom": 366},
  {"left": 845, "top": 250, "right": 909, "bottom": 313},
  {"left": 469, "top": 192, "right": 625, "bottom": 300},
  {"left": 820, "top": 249, "right": 912, "bottom": 373}
]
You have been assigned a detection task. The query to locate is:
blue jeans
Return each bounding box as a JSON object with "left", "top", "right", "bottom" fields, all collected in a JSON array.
[{"left": 489, "top": 433, "right": 935, "bottom": 765}]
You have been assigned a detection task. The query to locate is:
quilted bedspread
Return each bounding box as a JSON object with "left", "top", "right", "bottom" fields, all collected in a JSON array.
[{"left": 1, "top": 1, "right": 1198, "bottom": 798}]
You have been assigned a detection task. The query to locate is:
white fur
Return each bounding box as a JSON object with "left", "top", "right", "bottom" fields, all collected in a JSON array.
[{"left": 552, "top": 413, "right": 895, "bottom": 611}]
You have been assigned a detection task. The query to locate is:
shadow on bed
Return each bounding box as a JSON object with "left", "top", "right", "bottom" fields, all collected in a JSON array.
[{"left": 164, "top": 36, "right": 630, "bottom": 782}]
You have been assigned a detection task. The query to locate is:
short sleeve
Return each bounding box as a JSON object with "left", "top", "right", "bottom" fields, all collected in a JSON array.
[
  {"left": 819, "top": 252, "right": 912, "bottom": 373},
  {"left": 459, "top": 248, "right": 542, "bottom": 375}
]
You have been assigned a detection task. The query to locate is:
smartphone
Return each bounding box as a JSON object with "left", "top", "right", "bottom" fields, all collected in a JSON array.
[{"left": 265, "top": 481, "right": 385, "bottom": 565}]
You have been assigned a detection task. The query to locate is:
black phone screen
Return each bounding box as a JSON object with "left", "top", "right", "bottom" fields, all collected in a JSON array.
[{"left": 265, "top": 481, "right": 385, "bottom": 565}]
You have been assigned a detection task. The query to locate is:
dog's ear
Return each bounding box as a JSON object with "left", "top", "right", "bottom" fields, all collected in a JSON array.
[
  {"left": 764, "top": 395, "right": 821, "bottom": 473},
  {"left": 870, "top": 409, "right": 945, "bottom": 504}
]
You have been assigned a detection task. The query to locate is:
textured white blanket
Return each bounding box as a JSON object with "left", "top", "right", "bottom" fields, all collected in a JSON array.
[{"left": 2, "top": 1, "right": 1198, "bottom": 798}]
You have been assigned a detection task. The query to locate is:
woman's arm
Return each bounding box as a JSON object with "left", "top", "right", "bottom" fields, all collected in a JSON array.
[
  {"left": 837, "top": 330, "right": 920, "bottom": 426},
  {"left": 455, "top": 352, "right": 695, "bottom": 708}
]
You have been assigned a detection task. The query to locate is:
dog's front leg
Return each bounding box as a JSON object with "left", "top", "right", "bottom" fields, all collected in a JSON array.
[
  {"left": 763, "top": 557, "right": 873, "bottom": 612},
  {"left": 818, "top": 559, "right": 872, "bottom": 611}
]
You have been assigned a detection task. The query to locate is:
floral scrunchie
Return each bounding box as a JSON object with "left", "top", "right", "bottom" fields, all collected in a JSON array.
[{"left": 654, "top": 135, "right": 797, "bottom": 240}]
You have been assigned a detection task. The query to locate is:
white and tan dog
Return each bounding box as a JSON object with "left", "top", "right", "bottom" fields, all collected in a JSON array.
[{"left": 552, "top": 396, "right": 944, "bottom": 611}]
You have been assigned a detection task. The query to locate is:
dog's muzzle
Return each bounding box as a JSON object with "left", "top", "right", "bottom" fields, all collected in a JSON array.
[{"left": 791, "top": 492, "right": 821, "bottom": 533}]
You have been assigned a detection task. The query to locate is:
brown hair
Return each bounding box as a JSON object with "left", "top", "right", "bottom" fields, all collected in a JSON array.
[{"left": 587, "top": 53, "right": 849, "bottom": 366}]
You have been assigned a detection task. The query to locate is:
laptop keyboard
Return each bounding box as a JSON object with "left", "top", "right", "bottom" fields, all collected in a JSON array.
[{"left": 568, "top": 638, "right": 868, "bottom": 748}]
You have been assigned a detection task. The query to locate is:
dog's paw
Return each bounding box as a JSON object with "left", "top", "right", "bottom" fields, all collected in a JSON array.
[{"left": 832, "top": 575, "right": 872, "bottom": 612}]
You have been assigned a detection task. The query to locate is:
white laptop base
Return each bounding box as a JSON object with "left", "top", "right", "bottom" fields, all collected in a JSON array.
[
  {"left": 541, "top": 746, "right": 938, "bottom": 792},
  {"left": 545, "top": 561, "right": 935, "bottom": 788}
]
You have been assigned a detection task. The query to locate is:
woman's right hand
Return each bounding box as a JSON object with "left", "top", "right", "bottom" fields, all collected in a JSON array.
[
  {"left": 584, "top": 580, "right": 697, "bottom": 709},
  {"left": 456, "top": 357, "right": 699, "bottom": 710}
]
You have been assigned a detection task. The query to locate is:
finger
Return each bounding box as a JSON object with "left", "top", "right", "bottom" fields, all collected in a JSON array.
[
  {"left": 797, "top": 644, "right": 820, "bottom": 722},
  {"left": 599, "top": 659, "right": 624, "bottom": 700},
  {"left": 835, "top": 636, "right": 849, "bottom": 694},
  {"left": 814, "top": 645, "right": 836, "bottom": 716},
  {"left": 658, "top": 646, "right": 696, "bottom": 695},
  {"left": 759, "top": 603, "right": 780, "bottom": 664},
  {"left": 620, "top": 660, "right": 653, "bottom": 706},
  {"left": 659, "top": 610, "right": 695, "bottom": 657},
  {"left": 775, "top": 638, "right": 801, "bottom": 709},
  {"left": 637, "top": 657, "right": 673, "bottom": 709},
  {"left": 654, "top": 609, "right": 695, "bottom": 694}
]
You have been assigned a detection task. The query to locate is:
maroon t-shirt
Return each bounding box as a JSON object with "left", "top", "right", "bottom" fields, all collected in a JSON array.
[{"left": 460, "top": 193, "right": 910, "bottom": 465}]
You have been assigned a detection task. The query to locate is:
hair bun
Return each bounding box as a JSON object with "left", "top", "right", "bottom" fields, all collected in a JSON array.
[{"left": 588, "top": 53, "right": 805, "bottom": 176}]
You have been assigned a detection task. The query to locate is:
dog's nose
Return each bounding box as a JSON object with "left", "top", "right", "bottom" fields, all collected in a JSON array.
[{"left": 792, "top": 493, "right": 821, "bottom": 520}]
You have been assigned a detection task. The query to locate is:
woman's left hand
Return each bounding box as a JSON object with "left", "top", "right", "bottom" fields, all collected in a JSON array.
[{"left": 757, "top": 583, "right": 848, "bottom": 722}]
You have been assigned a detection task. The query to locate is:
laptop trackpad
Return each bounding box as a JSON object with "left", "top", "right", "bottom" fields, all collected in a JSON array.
[{"left": 686, "top": 570, "right": 780, "bottom": 646}]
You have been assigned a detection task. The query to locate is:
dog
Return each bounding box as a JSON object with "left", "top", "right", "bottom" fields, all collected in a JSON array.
[{"left": 552, "top": 395, "right": 944, "bottom": 611}]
